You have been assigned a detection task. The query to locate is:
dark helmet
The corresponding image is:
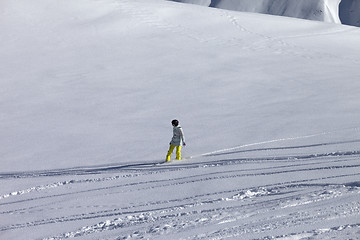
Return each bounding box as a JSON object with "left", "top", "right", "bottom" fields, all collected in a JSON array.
[{"left": 171, "top": 119, "right": 179, "bottom": 126}]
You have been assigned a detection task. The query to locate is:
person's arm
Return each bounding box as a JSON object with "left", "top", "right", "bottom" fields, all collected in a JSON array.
[{"left": 180, "top": 128, "right": 186, "bottom": 146}]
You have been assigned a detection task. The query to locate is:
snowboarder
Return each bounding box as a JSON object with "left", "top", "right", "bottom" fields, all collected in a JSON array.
[{"left": 166, "top": 119, "right": 186, "bottom": 162}]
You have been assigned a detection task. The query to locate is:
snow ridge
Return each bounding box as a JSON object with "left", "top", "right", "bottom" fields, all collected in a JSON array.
[{"left": 172, "top": 0, "right": 360, "bottom": 26}]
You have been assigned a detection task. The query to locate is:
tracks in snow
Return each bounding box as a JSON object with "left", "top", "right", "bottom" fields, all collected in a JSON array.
[
  {"left": 1, "top": 133, "right": 360, "bottom": 239},
  {"left": 112, "top": 0, "right": 358, "bottom": 63},
  {"left": 33, "top": 182, "right": 360, "bottom": 239},
  {"left": 1, "top": 134, "right": 360, "bottom": 180},
  {"left": 1, "top": 133, "right": 360, "bottom": 202}
]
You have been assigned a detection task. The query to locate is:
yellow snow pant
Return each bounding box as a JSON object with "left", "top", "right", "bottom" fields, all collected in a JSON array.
[{"left": 166, "top": 144, "right": 181, "bottom": 161}]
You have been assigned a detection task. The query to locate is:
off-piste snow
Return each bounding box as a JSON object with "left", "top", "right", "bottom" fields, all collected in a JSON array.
[{"left": 0, "top": 0, "right": 360, "bottom": 239}]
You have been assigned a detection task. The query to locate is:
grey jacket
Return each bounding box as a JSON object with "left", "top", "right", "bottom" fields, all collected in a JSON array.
[{"left": 170, "top": 125, "right": 185, "bottom": 146}]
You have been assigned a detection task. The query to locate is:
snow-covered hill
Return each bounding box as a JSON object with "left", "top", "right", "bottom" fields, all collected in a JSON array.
[
  {"left": 0, "top": 0, "right": 359, "bottom": 239},
  {"left": 172, "top": 0, "right": 360, "bottom": 27}
]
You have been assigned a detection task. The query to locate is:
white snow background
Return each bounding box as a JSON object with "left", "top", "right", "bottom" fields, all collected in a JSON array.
[{"left": 0, "top": 0, "right": 360, "bottom": 239}]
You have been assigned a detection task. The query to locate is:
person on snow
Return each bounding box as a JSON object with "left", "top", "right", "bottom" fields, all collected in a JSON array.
[{"left": 166, "top": 119, "right": 186, "bottom": 161}]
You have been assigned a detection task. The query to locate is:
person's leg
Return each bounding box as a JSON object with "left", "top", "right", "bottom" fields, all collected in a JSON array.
[
  {"left": 166, "top": 145, "right": 176, "bottom": 161},
  {"left": 176, "top": 146, "right": 182, "bottom": 160}
]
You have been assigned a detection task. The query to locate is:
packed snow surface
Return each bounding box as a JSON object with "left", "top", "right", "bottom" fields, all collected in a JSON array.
[{"left": 1, "top": 0, "right": 360, "bottom": 239}]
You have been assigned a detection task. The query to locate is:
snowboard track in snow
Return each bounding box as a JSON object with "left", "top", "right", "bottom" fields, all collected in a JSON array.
[
  {"left": 1, "top": 135, "right": 359, "bottom": 239},
  {"left": 1, "top": 176, "right": 359, "bottom": 232},
  {"left": 1, "top": 136, "right": 360, "bottom": 179}
]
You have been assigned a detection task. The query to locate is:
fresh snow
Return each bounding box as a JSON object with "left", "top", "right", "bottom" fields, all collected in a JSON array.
[
  {"left": 1, "top": 0, "right": 360, "bottom": 239},
  {"left": 172, "top": 0, "right": 360, "bottom": 27}
]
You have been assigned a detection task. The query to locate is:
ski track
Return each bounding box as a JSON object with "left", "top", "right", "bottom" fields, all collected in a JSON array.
[
  {"left": 1, "top": 145, "right": 359, "bottom": 201},
  {"left": 33, "top": 183, "right": 360, "bottom": 240},
  {"left": 1, "top": 132, "right": 360, "bottom": 239}
]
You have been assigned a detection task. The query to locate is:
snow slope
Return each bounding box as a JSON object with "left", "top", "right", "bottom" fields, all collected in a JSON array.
[
  {"left": 209, "top": 0, "right": 341, "bottom": 23},
  {"left": 1, "top": 0, "right": 360, "bottom": 172},
  {"left": 0, "top": 0, "right": 360, "bottom": 239},
  {"left": 172, "top": 0, "right": 360, "bottom": 26}
]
